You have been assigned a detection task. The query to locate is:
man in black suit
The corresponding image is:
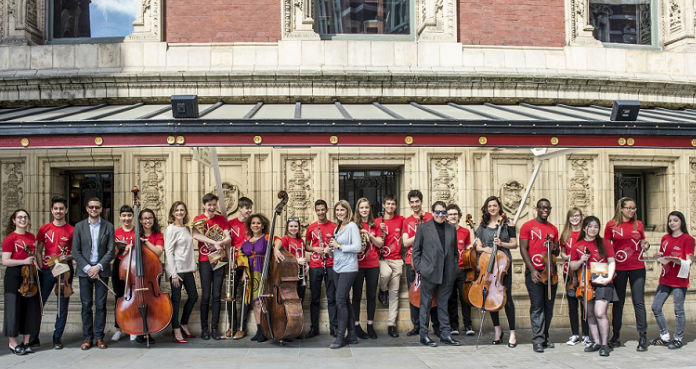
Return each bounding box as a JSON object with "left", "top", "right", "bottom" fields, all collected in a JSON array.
[
  {"left": 412, "top": 201, "right": 460, "bottom": 347},
  {"left": 72, "top": 197, "right": 114, "bottom": 350}
]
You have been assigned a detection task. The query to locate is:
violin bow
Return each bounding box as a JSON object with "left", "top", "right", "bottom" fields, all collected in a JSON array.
[{"left": 545, "top": 234, "right": 552, "bottom": 301}]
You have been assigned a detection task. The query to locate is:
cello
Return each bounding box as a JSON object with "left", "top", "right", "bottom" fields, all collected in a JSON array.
[
  {"left": 115, "top": 187, "right": 173, "bottom": 347},
  {"left": 468, "top": 213, "right": 510, "bottom": 348},
  {"left": 258, "top": 191, "right": 304, "bottom": 343}
]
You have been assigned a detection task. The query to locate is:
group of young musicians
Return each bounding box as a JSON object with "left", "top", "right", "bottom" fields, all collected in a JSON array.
[{"left": 2, "top": 191, "right": 693, "bottom": 356}]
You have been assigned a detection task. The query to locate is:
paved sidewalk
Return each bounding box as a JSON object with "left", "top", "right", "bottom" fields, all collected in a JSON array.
[{"left": 1, "top": 326, "right": 694, "bottom": 369}]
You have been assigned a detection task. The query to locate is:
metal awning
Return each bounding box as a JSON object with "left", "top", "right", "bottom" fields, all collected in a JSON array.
[{"left": 1, "top": 102, "right": 695, "bottom": 149}]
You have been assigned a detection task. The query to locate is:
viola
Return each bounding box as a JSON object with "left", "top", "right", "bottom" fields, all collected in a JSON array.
[
  {"left": 49, "top": 251, "right": 73, "bottom": 297},
  {"left": 258, "top": 191, "right": 304, "bottom": 342},
  {"left": 460, "top": 214, "right": 478, "bottom": 305},
  {"left": 539, "top": 234, "right": 558, "bottom": 300},
  {"left": 468, "top": 214, "right": 510, "bottom": 312},
  {"left": 575, "top": 249, "right": 595, "bottom": 314},
  {"left": 19, "top": 244, "right": 38, "bottom": 298},
  {"left": 115, "top": 187, "right": 172, "bottom": 345}
]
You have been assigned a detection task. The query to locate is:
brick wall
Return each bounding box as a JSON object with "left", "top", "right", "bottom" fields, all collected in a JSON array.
[
  {"left": 166, "top": 0, "right": 281, "bottom": 43},
  {"left": 458, "top": 0, "right": 565, "bottom": 47}
]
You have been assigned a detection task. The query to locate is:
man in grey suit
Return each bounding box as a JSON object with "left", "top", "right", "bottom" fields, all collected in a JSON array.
[
  {"left": 72, "top": 197, "right": 114, "bottom": 350},
  {"left": 412, "top": 201, "right": 460, "bottom": 347}
]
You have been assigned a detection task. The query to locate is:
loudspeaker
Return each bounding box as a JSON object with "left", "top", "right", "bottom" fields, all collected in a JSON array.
[
  {"left": 610, "top": 100, "right": 640, "bottom": 121},
  {"left": 171, "top": 95, "right": 199, "bottom": 118}
]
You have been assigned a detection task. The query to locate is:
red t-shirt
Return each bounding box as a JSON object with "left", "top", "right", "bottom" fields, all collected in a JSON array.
[
  {"left": 281, "top": 235, "right": 305, "bottom": 260},
  {"left": 193, "top": 214, "right": 230, "bottom": 262},
  {"left": 36, "top": 222, "right": 74, "bottom": 269},
  {"left": 305, "top": 221, "right": 337, "bottom": 268},
  {"left": 604, "top": 220, "right": 646, "bottom": 271},
  {"left": 228, "top": 217, "right": 249, "bottom": 250},
  {"left": 561, "top": 230, "right": 580, "bottom": 274},
  {"left": 571, "top": 238, "right": 615, "bottom": 267},
  {"left": 456, "top": 226, "right": 472, "bottom": 269},
  {"left": 658, "top": 233, "right": 695, "bottom": 288},
  {"left": 2, "top": 232, "right": 36, "bottom": 260},
  {"left": 520, "top": 219, "right": 559, "bottom": 270},
  {"left": 403, "top": 212, "right": 433, "bottom": 265},
  {"left": 144, "top": 232, "right": 164, "bottom": 248},
  {"left": 114, "top": 227, "right": 135, "bottom": 260},
  {"left": 358, "top": 221, "right": 382, "bottom": 269},
  {"left": 375, "top": 215, "right": 404, "bottom": 261}
]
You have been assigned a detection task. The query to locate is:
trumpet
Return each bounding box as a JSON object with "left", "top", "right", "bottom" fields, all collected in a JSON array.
[{"left": 357, "top": 231, "right": 370, "bottom": 261}]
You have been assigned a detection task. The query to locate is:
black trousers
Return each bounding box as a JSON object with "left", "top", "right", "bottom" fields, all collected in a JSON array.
[
  {"left": 612, "top": 268, "right": 647, "bottom": 335},
  {"left": 3, "top": 266, "right": 41, "bottom": 338},
  {"left": 170, "top": 272, "right": 198, "bottom": 329},
  {"left": 406, "top": 264, "right": 439, "bottom": 329},
  {"left": 448, "top": 269, "right": 472, "bottom": 329},
  {"left": 225, "top": 267, "right": 251, "bottom": 332},
  {"left": 309, "top": 267, "right": 337, "bottom": 331},
  {"left": 79, "top": 275, "right": 109, "bottom": 340},
  {"left": 490, "top": 268, "right": 515, "bottom": 330},
  {"left": 112, "top": 258, "right": 125, "bottom": 329},
  {"left": 525, "top": 270, "right": 557, "bottom": 344},
  {"left": 351, "top": 267, "right": 379, "bottom": 323},
  {"left": 335, "top": 271, "right": 358, "bottom": 343},
  {"left": 199, "top": 261, "right": 224, "bottom": 332},
  {"left": 37, "top": 265, "right": 74, "bottom": 339},
  {"left": 419, "top": 277, "right": 453, "bottom": 337},
  {"left": 565, "top": 272, "right": 589, "bottom": 336}
]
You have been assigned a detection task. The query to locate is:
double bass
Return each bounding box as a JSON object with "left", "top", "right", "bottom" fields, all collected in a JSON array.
[
  {"left": 258, "top": 191, "right": 303, "bottom": 343},
  {"left": 115, "top": 187, "right": 172, "bottom": 347}
]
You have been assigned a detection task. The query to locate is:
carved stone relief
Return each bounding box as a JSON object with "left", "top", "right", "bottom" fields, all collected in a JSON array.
[
  {"left": 126, "top": 0, "right": 163, "bottom": 41},
  {"left": 663, "top": 0, "right": 695, "bottom": 47},
  {"left": 1, "top": 0, "right": 43, "bottom": 44},
  {"left": 430, "top": 158, "right": 457, "bottom": 206},
  {"left": 282, "top": 0, "right": 319, "bottom": 40},
  {"left": 1, "top": 161, "right": 25, "bottom": 223},
  {"left": 137, "top": 159, "right": 165, "bottom": 221},
  {"left": 568, "top": 0, "right": 601, "bottom": 45},
  {"left": 208, "top": 181, "right": 242, "bottom": 217},
  {"left": 417, "top": 0, "right": 456, "bottom": 41},
  {"left": 286, "top": 159, "right": 312, "bottom": 227},
  {"left": 568, "top": 158, "right": 593, "bottom": 215},
  {"left": 499, "top": 179, "right": 528, "bottom": 216}
]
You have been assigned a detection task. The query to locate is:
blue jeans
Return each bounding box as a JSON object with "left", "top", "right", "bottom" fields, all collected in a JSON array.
[
  {"left": 652, "top": 284, "right": 686, "bottom": 340},
  {"left": 38, "top": 265, "right": 74, "bottom": 339}
]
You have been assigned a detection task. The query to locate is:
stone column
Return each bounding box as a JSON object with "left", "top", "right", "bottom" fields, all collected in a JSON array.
[
  {"left": 416, "top": 0, "right": 457, "bottom": 41},
  {"left": 282, "top": 0, "right": 320, "bottom": 40},
  {"left": 126, "top": 0, "right": 164, "bottom": 42},
  {"left": 1, "top": 0, "right": 44, "bottom": 44}
]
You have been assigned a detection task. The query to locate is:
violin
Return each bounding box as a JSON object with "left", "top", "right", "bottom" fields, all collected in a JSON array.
[
  {"left": 408, "top": 272, "right": 437, "bottom": 308},
  {"left": 468, "top": 213, "right": 510, "bottom": 312},
  {"left": 48, "top": 249, "right": 73, "bottom": 297},
  {"left": 575, "top": 249, "right": 595, "bottom": 313},
  {"left": 258, "top": 191, "right": 304, "bottom": 342},
  {"left": 539, "top": 234, "right": 558, "bottom": 300},
  {"left": 460, "top": 214, "right": 478, "bottom": 305},
  {"left": 19, "top": 244, "right": 38, "bottom": 298},
  {"left": 115, "top": 187, "right": 172, "bottom": 345}
]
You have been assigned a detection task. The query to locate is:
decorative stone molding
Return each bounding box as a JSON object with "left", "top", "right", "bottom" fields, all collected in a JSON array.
[
  {"left": 690, "top": 160, "right": 696, "bottom": 232},
  {"left": 663, "top": 0, "right": 695, "bottom": 48},
  {"left": 1, "top": 160, "right": 24, "bottom": 223},
  {"left": 209, "top": 182, "right": 242, "bottom": 217},
  {"left": 499, "top": 179, "right": 527, "bottom": 216},
  {"left": 1, "top": 0, "right": 44, "bottom": 44},
  {"left": 282, "top": 0, "right": 319, "bottom": 40},
  {"left": 416, "top": 0, "right": 456, "bottom": 41},
  {"left": 568, "top": 157, "right": 594, "bottom": 215},
  {"left": 430, "top": 157, "right": 457, "bottom": 206},
  {"left": 567, "top": 0, "right": 601, "bottom": 46},
  {"left": 126, "top": 0, "right": 163, "bottom": 42},
  {"left": 285, "top": 158, "right": 313, "bottom": 227},
  {"left": 137, "top": 159, "right": 166, "bottom": 222}
]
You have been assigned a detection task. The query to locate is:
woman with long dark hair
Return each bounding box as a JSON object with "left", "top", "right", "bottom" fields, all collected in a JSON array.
[
  {"left": 604, "top": 197, "right": 649, "bottom": 350},
  {"left": 650, "top": 211, "right": 694, "bottom": 349},
  {"left": 134, "top": 208, "right": 164, "bottom": 344},
  {"left": 473, "top": 196, "right": 517, "bottom": 347},
  {"left": 570, "top": 216, "right": 617, "bottom": 357}
]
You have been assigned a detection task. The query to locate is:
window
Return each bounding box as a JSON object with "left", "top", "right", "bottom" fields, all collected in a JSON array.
[
  {"left": 50, "top": 0, "right": 136, "bottom": 40},
  {"left": 339, "top": 168, "right": 401, "bottom": 218},
  {"left": 614, "top": 168, "right": 668, "bottom": 232},
  {"left": 589, "top": 0, "right": 654, "bottom": 45},
  {"left": 316, "top": 0, "right": 411, "bottom": 38}
]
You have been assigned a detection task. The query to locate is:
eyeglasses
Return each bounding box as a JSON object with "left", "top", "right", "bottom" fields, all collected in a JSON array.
[
  {"left": 288, "top": 217, "right": 300, "bottom": 222},
  {"left": 433, "top": 210, "right": 447, "bottom": 215},
  {"left": 87, "top": 205, "right": 102, "bottom": 210}
]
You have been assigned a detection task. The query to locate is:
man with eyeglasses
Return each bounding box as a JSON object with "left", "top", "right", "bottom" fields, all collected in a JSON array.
[
  {"left": 519, "top": 198, "right": 560, "bottom": 353},
  {"left": 72, "top": 197, "right": 115, "bottom": 350},
  {"left": 412, "top": 201, "right": 460, "bottom": 347}
]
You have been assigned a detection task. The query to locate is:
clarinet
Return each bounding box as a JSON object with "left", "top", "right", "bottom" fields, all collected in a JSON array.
[{"left": 318, "top": 230, "right": 327, "bottom": 275}]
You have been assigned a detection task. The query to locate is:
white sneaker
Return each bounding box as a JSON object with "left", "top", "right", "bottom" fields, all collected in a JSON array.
[
  {"left": 582, "top": 336, "right": 593, "bottom": 346},
  {"left": 451, "top": 330, "right": 460, "bottom": 336},
  {"left": 111, "top": 329, "right": 123, "bottom": 342},
  {"left": 130, "top": 334, "right": 137, "bottom": 341},
  {"left": 566, "top": 335, "right": 581, "bottom": 345}
]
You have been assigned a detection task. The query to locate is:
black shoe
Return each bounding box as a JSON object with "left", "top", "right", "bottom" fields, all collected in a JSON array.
[
  {"left": 637, "top": 333, "right": 648, "bottom": 352},
  {"left": 201, "top": 328, "right": 210, "bottom": 340},
  {"left": 599, "top": 345, "right": 611, "bottom": 356},
  {"left": 306, "top": 327, "right": 319, "bottom": 338},
  {"left": 211, "top": 329, "right": 220, "bottom": 341},
  {"left": 609, "top": 334, "right": 621, "bottom": 348},
  {"left": 346, "top": 335, "right": 359, "bottom": 345},
  {"left": 378, "top": 290, "right": 389, "bottom": 306},
  {"left": 440, "top": 335, "right": 461, "bottom": 346},
  {"left": 367, "top": 324, "right": 377, "bottom": 339},
  {"left": 388, "top": 326, "right": 399, "bottom": 338},
  {"left": 465, "top": 326, "right": 475, "bottom": 336},
  {"left": 330, "top": 327, "right": 336, "bottom": 337},
  {"left": 420, "top": 335, "right": 438, "bottom": 347},
  {"left": 27, "top": 337, "right": 40, "bottom": 347},
  {"left": 355, "top": 325, "right": 369, "bottom": 339},
  {"left": 53, "top": 337, "right": 63, "bottom": 350},
  {"left": 10, "top": 344, "right": 27, "bottom": 356},
  {"left": 407, "top": 327, "right": 419, "bottom": 336},
  {"left": 543, "top": 341, "right": 554, "bottom": 349},
  {"left": 533, "top": 343, "right": 544, "bottom": 353},
  {"left": 329, "top": 339, "right": 345, "bottom": 349},
  {"left": 20, "top": 343, "right": 34, "bottom": 354},
  {"left": 492, "top": 331, "right": 505, "bottom": 345},
  {"left": 256, "top": 333, "right": 268, "bottom": 343},
  {"left": 667, "top": 340, "right": 683, "bottom": 350},
  {"left": 584, "top": 343, "right": 601, "bottom": 352}
]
